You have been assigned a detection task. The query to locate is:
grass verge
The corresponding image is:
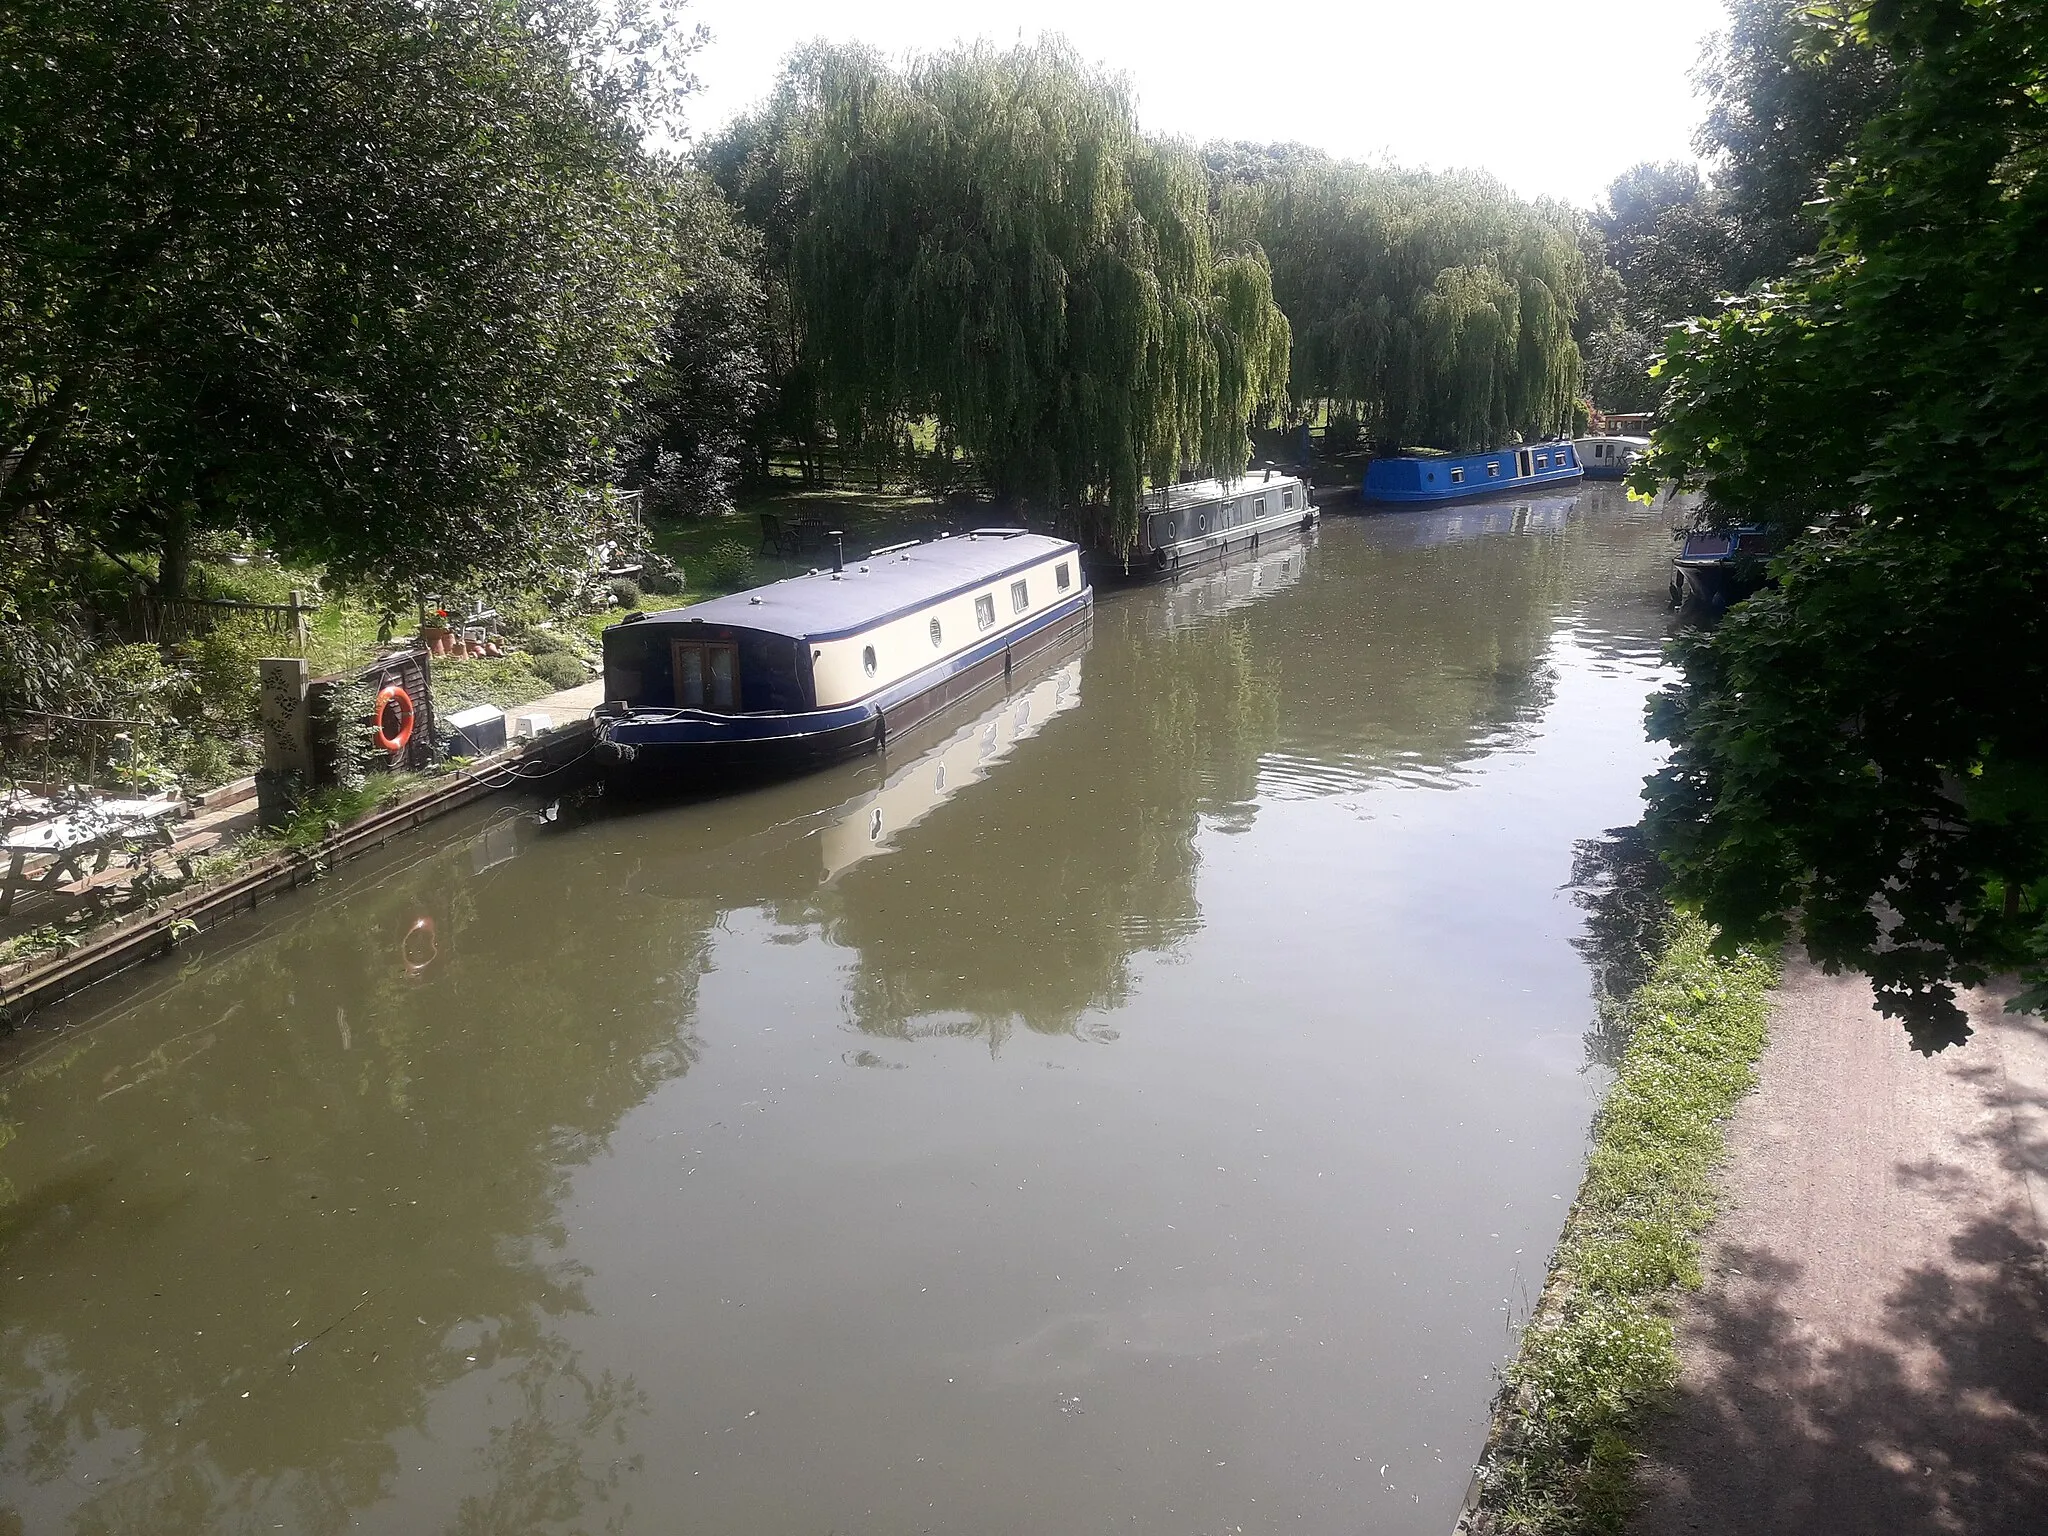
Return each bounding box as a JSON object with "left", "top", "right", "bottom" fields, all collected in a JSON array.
[{"left": 1463, "top": 915, "right": 1778, "bottom": 1535}]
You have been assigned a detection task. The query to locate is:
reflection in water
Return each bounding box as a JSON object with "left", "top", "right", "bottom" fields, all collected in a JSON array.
[{"left": 1, "top": 483, "right": 1685, "bottom": 1536}]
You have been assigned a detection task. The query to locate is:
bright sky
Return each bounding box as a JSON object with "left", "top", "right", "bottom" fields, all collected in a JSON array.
[{"left": 679, "top": 0, "right": 1729, "bottom": 209}]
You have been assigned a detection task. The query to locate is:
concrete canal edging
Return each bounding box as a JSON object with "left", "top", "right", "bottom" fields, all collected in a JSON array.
[{"left": 0, "top": 719, "right": 594, "bottom": 1029}]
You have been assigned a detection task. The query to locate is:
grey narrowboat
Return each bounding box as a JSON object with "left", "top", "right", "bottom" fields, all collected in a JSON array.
[
  {"left": 1090, "top": 469, "right": 1317, "bottom": 582},
  {"left": 593, "top": 531, "right": 1092, "bottom": 788}
]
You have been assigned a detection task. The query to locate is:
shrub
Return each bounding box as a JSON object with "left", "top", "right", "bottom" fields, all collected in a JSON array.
[
  {"left": 524, "top": 627, "right": 574, "bottom": 658},
  {"left": 641, "top": 558, "right": 686, "bottom": 595},
  {"left": 701, "top": 539, "right": 754, "bottom": 590},
  {"left": 530, "top": 651, "right": 587, "bottom": 691},
  {"left": 608, "top": 576, "right": 643, "bottom": 609}
]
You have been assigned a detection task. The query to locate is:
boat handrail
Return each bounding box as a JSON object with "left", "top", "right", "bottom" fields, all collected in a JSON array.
[
  {"left": 968, "top": 527, "right": 1028, "bottom": 539},
  {"left": 868, "top": 539, "right": 923, "bottom": 558}
]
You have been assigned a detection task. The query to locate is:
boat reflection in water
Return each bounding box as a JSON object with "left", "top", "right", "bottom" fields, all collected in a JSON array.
[
  {"left": 1379, "top": 492, "right": 1582, "bottom": 549},
  {"left": 820, "top": 652, "right": 1083, "bottom": 880},
  {"left": 1150, "top": 529, "right": 1313, "bottom": 632}
]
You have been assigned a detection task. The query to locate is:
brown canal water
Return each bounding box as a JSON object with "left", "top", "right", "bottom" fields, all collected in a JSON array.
[{"left": 1, "top": 483, "right": 1682, "bottom": 1536}]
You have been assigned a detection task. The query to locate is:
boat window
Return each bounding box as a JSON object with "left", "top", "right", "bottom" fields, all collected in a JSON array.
[
  {"left": 862, "top": 644, "right": 877, "bottom": 678},
  {"left": 672, "top": 640, "right": 739, "bottom": 712},
  {"left": 929, "top": 616, "right": 943, "bottom": 647},
  {"left": 1282, "top": 487, "right": 1295, "bottom": 509},
  {"left": 975, "top": 593, "right": 995, "bottom": 631},
  {"left": 1196, "top": 510, "right": 1208, "bottom": 534},
  {"left": 1450, "top": 467, "right": 1465, "bottom": 484},
  {"left": 1254, "top": 497, "right": 1267, "bottom": 517},
  {"left": 1010, "top": 579, "right": 1029, "bottom": 614},
  {"left": 1535, "top": 453, "right": 1548, "bottom": 468},
  {"left": 1055, "top": 561, "right": 1072, "bottom": 591},
  {"left": 1488, "top": 462, "right": 1501, "bottom": 477}
]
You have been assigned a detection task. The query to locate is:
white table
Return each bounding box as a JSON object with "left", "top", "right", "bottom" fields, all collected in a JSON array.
[{"left": 1, "top": 797, "right": 184, "bottom": 914}]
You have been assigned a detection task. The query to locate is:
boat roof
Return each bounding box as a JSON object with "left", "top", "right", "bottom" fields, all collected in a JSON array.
[
  {"left": 1150, "top": 472, "right": 1303, "bottom": 513},
  {"left": 631, "top": 530, "right": 1078, "bottom": 643}
]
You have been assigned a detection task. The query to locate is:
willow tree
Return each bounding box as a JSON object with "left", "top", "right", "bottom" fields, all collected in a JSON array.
[
  {"left": 735, "top": 40, "right": 1289, "bottom": 546},
  {"left": 1224, "top": 161, "right": 1587, "bottom": 451}
]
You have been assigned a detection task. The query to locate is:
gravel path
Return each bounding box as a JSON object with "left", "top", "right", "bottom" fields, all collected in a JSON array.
[{"left": 1634, "top": 959, "right": 2048, "bottom": 1534}]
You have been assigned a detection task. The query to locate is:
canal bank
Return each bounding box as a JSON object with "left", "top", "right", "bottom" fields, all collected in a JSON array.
[
  {"left": 0, "top": 707, "right": 597, "bottom": 1028},
  {"left": 1460, "top": 940, "right": 2048, "bottom": 1536}
]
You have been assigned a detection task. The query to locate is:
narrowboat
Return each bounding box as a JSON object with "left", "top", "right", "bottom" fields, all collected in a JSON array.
[
  {"left": 1574, "top": 435, "right": 1649, "bottom": 480},
  {"left": 1670, "top": 526, "right": 1770, "bottom": 607},
  {"left": 1360, "top": 441, "right": 1583, "bottom": 505},
  {"left": 1089, "top": 469, "right": 1316, "bottom": 582},
  {"left": 593, "top": 530, "right": 1091, "bottom": 788}
]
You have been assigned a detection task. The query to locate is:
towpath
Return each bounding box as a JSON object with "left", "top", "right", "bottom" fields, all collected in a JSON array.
[{"left": 1634, "top": 960, "right": 2048, "bottom": 1534}]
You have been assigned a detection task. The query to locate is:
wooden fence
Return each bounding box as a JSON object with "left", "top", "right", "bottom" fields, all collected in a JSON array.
[{"left": 129, "top": 591, "right": 316, "bottom": 648}]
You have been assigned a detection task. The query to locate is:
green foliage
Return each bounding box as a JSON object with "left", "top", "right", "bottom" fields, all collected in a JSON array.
[
  {"left": 1227, "top": 160, "right": 1587, "bottom": 449},
  {"left": 606, "top": 578, "right": 644, "bottom": 611},
  {"left": 1693, "top": 0, "right": 1897, "bottom": 287},
  {"left": 432, "top": 654, "right": 559, "bottom": 713},
  {"left": 1636, "top": 0, "right": 2048, "bottom": 1046},
  {"left": 723, "top": 39, "right": 1292, "bottom": 545},
  {"left": 1, "top": 0, "right": 690, "bottom": 596},
  {"left": 626, "top": 169, "right": 770, "bottom": 519},
  {"left": 1476, "top": 918, "right": 1778, "bottom": 1534},
  {"left": 699, "top": 539, "right": 754, "bottom": 590},
  {"left": 528, "top": 650, "right": 588, "bottom": 692},
  {"left": 1579, "top": 5, "right": 1896, "bottom": 412}
]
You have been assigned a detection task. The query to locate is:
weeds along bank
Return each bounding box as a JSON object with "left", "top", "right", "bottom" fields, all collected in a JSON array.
[
  {"left": 1459, "top": 916, "right": 1778, "bottom": 1536},
  {"left": 0, "top": 522, "right": 794, "bottom": 801}
]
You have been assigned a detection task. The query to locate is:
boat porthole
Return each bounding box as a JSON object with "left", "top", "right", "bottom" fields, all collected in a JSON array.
[
  {"left": 863, "top": 644, "right": 877, "bottom": 677},
  {"left": 929, "top": 617, "right": 942, "bottom": 647},
  {"left": 1197, "top": 513, "right": 1207, "bottom": 534}
]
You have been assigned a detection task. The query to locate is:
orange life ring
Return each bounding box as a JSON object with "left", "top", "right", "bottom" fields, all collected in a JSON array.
[
  {"left": 401, "top": 915, "right": 437, "bottom": 975},
  {"left": 374, "top": 684, "right": 415, "bottom": 753}
]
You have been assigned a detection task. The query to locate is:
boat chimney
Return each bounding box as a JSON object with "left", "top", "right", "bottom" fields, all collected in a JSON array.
[{"left": 830, "top": 531, "right": 844, "bottom": 574}]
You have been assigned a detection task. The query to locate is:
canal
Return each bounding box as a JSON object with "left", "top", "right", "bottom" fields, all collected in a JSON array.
[{"left": 1, "top": 482, "right": 1680, "bottom": 1535}]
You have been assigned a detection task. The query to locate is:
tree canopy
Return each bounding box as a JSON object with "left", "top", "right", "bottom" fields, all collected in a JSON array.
[
  {"left": 0, "top": 0, "right": 692, "bottom": 596},
  {"left": 1225, "top": 161, "right": 1590, "bottom": 451},
  {"left": 1636, "top": 0, "right": 2048, "bottom": 1046},
  {"left": 706, "top": 39, "right": 1292, "bottom": 546}
]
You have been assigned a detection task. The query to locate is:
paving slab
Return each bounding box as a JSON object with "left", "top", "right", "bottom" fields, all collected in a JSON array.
[{"left": 1634, "top": 959, "right": 2048, "bottom": 1535}]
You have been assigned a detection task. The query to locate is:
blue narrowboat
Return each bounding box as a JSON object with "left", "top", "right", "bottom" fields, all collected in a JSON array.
[
  {"left": 1670, "top": 526, "right": 1770, "bottom": 608},
  {"left": 593, "top": 530, "right": 1092, "bottom": 788},
  {"left": 1360, "top": 441, "right": 1584, "bottom": 505}
]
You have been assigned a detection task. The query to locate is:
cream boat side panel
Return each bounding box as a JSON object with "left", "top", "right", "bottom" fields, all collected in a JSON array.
[{"left": 808, "top": 549, "right": 1082, "bottom": 709}]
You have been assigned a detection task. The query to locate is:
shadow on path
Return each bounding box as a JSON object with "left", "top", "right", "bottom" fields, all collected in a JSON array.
[{"left": 1635, "top": 967, "right": 2048, "bottom": 1535}]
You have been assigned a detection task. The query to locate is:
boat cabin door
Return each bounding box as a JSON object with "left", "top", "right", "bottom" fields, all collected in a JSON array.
[{"left": 1515, "top": 448, "right": 1534, "bottom": 478}]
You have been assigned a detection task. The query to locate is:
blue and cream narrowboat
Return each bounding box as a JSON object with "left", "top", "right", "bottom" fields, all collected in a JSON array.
[
  {"left": 593, "top": 531, "right": 1092, "bottom": 787},
  {"left": 1573, "top": 435, "right": 1649, "bottom": 481},
  {"left": 1090, "top": 469, "right": 1317, "bottom": 582},
  {"left": 1360, "top": 442, "right": 1583, "bottom": 505}
]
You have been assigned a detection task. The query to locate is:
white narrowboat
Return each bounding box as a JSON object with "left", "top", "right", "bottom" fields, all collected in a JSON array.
[
  {"left": 593, "top": 531, "right": 1092, "bottom": 788},
  {"left": 1573, "top": 435, "right": 1650, "bottom": 481},
  {"left": 1091, "top": 469, "right": 1317, "bottom": 582}
]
